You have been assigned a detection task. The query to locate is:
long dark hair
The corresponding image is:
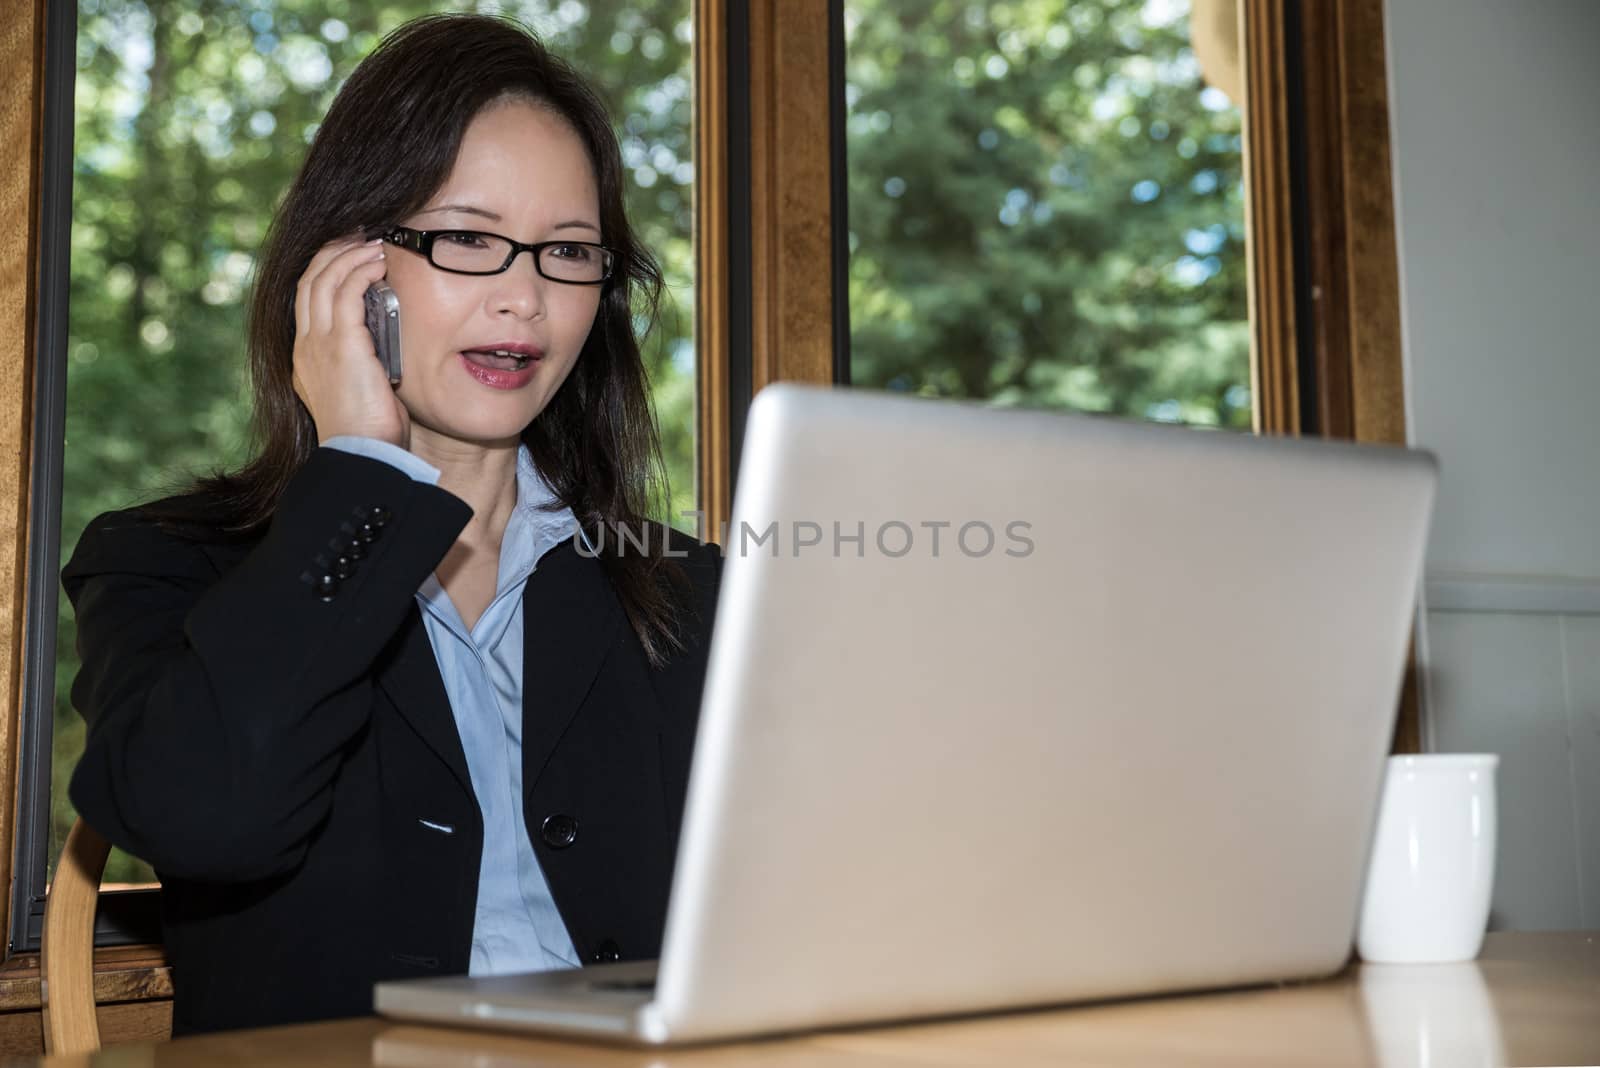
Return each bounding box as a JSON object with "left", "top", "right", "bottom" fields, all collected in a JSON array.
[{"left": 163, "top": 14, "right": 691, "bottom": 666}]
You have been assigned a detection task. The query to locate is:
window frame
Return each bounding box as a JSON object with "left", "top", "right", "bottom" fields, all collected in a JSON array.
[
  {"left": 696, "top": 0, "right": 848, "bottom": 528},
  {"left": 0, "top": 0, "right": 1415, "bottom": 1032},
  {"left": 0, "top": 0, "right": 177, "bottom": 1038},
  {"left": 7, "top": 0, "right": 165, "bottom": 959},
  {"left": 1, "top": 0, "right": 51, "bottom": 972},
  {"left": 19, "top": 0, "right": 70, "bottom": 896},
  {"left": 1298, "top": 0, "right": 1420, "bottom": 750}
]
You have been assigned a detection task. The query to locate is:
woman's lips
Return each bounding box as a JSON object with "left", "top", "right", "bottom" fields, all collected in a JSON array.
[{"left": 457, "top": 350, "right": 540, "bottom": 390}]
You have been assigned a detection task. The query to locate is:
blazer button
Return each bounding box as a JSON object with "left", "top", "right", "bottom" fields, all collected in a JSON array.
[
  {"left": 312, "top": 574, "right": 339, "bottom": 600},
  {"left": 541, "top": 814, "right": 578, "bottom": 849},
  {"left": 590, "top": 939, "right": 621, "bottom": 963}
]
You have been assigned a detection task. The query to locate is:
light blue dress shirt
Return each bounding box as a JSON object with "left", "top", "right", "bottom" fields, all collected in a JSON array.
[{"left": 325, "top": 436, "right": 583, "bottom": 975}]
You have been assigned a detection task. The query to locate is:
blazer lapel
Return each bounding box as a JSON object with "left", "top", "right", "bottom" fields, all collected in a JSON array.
[
  {"left": 376, "top": 604, "right": 474, "bottom": 798},
  {"left": 521, "top": 537, "right": 625, "bottom": 786}
]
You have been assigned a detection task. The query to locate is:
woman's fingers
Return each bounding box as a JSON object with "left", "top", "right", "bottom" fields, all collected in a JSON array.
[
  {"left": 294, "top": 236, "right": 366, "bottom": 337},
  {"left": 331, "top": 255, "right": 391, "bottom": 338},
  {"left": 290, "top": 234, "right": 407, "bottom": 445},
  {"left": 305, "top": 239, "right": 385, "bottom": 337}
]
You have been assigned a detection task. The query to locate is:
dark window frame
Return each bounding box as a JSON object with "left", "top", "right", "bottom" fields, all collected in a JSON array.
[
  {"left": 9, "top": 0, "right": 71, "bottom": 956},
  {"left": 11, "top": 0, "right": 164, "bottom": 953}
]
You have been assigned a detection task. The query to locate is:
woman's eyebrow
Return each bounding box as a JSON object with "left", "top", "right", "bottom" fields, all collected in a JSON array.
[
  {"left": 417, "top": 203, "right": 501, "bottom": 221},
  {"left": 415, "top": 206, "right": 601, "bottom": 236}
]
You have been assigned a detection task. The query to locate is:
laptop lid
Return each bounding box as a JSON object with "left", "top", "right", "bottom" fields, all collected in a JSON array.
[{"left": 647, "top": 384, "right": 1436, "bottom": 1042}]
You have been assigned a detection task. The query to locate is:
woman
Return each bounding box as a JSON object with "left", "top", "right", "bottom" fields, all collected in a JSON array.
[{"left": 62, "top": 14, "right": 719, "bottom": 1036}]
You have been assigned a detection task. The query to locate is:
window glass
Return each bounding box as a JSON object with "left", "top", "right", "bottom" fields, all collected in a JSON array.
[
  {"left": 844, "top": 0, "right": 1249, "bottom": 427},
  {"left": 55, "top": 0, "right": 696, "bottom": 881}
]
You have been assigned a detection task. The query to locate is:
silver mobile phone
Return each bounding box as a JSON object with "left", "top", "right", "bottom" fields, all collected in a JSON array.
[{"left": 363, "top": 281, "right": 402, "bottom": 387}]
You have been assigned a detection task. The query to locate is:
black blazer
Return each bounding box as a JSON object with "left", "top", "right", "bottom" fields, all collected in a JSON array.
[{"left": 63, "top": 448, "right": 721, "bottom": 1036}]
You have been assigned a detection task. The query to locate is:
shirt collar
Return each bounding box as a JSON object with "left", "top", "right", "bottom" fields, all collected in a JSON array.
[
  {"left": 415, "top": 446, "right": 590, "bottom": 638},
  {"left": 499, "top": 445, "right": 588, "bottom": 589}
]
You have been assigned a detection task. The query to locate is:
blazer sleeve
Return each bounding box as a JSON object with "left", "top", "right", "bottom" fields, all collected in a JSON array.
[{"left": 64, "top": 447, "right": 471, "bottom": 883}]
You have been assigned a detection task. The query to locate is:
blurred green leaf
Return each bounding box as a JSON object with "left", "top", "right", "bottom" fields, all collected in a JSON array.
[{"left": 844, "top": 0, "right": 1250, "bottom": 425}]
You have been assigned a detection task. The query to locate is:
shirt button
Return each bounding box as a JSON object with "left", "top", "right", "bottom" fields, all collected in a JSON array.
[
  {"left": 540, "top": 814, "right": 578, "bottom": 849},
  {"left": 312, "top": 574, "right": 339, "bottom": 600}
]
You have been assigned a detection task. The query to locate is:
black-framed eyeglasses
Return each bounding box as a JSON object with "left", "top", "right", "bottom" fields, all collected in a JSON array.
[{"left": 381, "top": 226, "right": 616, "bottom": 285}]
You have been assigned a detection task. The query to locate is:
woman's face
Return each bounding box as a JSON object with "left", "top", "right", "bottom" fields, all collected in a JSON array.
[{"left": 385, "top": 99, "right": 603, "bottom": 451}]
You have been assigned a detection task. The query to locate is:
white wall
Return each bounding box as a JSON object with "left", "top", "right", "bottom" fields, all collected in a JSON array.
[{"left": 1385, "top": 0, "right": 1600, "bottom": 929}]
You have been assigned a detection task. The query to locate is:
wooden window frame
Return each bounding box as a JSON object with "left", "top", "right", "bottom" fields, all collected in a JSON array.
[
  {"left": 1244, "top": 0, "right": 1420, "bottom": 750},
  {"left": 696, "top": 0, "right": 845, "bottom": 538},
  {"left": 1, "top": 0, "right": 47, "bottom": 970},
  {"left": 0, "top": 0, "right": 1414, "bottom": 1052}
]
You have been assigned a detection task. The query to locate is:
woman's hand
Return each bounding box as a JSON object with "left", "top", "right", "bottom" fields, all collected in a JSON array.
[{"left": 291, "top": 236, "right": 410, "bottom": 447}]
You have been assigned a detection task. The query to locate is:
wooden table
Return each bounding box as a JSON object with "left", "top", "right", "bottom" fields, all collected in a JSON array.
[{"left": 22, "top": 932, "right": 1600, "bottom": 1067}]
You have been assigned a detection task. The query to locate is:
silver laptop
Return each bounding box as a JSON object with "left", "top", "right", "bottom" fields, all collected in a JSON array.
[{"left": 376, "top": 383, "right": 1437, "bottom": 1045}]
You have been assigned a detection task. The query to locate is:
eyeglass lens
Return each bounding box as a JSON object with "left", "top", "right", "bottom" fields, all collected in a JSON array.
[{"left": 430, "top": 232, "right": 609, "bottom": 282}]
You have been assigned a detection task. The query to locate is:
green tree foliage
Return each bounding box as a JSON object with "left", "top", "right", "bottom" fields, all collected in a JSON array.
[{"left": 845, "top": 0, "right": 1249, "bottom": 424}]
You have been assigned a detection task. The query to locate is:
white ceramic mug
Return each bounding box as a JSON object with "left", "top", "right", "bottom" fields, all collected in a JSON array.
[{"left": 1357, "top": 754, "right": 1498, "bottom": 963}]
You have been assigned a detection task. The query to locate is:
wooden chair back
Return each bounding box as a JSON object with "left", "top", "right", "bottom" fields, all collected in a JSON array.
[{"left": 41, "top": 817, "right": 112, "bottom": 1055}]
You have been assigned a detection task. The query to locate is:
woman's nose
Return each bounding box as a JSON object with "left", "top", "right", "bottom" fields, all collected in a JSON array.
[{"left": 489, "top": 248, "right": 547, "bottom": 320}]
